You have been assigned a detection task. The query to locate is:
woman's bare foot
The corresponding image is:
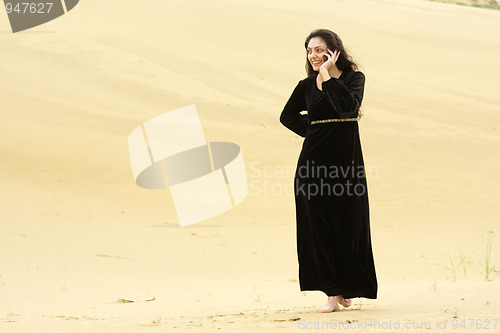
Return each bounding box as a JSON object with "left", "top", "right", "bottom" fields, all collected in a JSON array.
[
  {"left": 317, "top": 295, "right": 352, "bottom": 313},
  {"left": 317, "top": 296, "right": 340, "bottom": 313},
  {"left": 336, "top": 295, "right": 351, "bottom": 308}
]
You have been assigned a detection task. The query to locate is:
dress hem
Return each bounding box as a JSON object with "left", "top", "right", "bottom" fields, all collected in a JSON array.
[{"left": 299, "top": 287, "right": 377, "bottom": 300}]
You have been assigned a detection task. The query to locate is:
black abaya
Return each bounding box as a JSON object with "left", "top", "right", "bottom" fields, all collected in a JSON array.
[{"left": 280, "top": 70, "right": 377, "bottom": 299}]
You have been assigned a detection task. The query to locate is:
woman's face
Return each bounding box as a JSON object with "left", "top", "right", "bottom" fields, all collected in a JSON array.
[{"left": 307, "top": 37, "right": 328, "bottom": 72}]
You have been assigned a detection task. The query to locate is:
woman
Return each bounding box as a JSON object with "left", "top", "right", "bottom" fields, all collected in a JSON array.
[{"left": 280, "top": 29, "right": 377, "bottom": 313}]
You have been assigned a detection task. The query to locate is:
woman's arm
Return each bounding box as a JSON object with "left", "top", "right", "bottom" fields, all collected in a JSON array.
[
  {"left": 319, "top": 49, "right": 364, "bottom": 118},
  {"left": 279, "top": 80, "right": 309, "bottom": 137},
  {"left": 321, "top": 71, "right": 365, "bottom": 118}
]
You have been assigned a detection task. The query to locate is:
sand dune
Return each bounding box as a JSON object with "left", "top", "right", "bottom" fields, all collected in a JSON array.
[{"left": 1, "top": 0, "right": 499, "bottom": 331}]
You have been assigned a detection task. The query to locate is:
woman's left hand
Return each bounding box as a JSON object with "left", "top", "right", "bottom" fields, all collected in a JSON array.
[{"left": 320, "top": 49, "right": 340, "bottom": 71}]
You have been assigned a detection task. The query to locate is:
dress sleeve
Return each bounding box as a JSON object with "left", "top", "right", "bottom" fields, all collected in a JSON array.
[
  {"left": 321, "top": 71, "right": 365, "bottom": 118},
  {"left": 279, "top": 80, "right": 309, "bottom": 137}
]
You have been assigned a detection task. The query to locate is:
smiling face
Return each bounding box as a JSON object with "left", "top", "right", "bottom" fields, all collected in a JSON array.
[{"left": 307, "top": 37, "right": 328, "bottom": 72}]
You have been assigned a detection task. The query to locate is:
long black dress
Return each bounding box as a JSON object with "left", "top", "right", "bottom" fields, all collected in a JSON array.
[{"left": 280, "top": 70, "right": 377, "bottom": 299}]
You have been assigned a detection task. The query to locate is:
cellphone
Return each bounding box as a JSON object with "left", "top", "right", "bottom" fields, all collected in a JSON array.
[{"left": 323, "top": 55, "right": 328, "bottom": 62}]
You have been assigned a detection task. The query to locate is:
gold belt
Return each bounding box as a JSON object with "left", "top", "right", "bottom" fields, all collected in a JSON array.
[{"left": 310, "top": 118, "right": 358, "bottom": 125}]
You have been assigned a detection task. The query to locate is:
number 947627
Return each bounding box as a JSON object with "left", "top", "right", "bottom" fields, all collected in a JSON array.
[{"left": 5, "top": 2, "right": 54, "bottom": 14}]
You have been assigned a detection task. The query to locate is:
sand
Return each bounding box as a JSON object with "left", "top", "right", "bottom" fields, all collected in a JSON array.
[{"left": 1, "top": 0, "right": 499, "bottom": 331}]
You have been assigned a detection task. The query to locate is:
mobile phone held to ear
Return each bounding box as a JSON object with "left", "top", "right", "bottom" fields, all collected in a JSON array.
[{"left": 323, "top": 55, "right": 328, "bottom": 62}]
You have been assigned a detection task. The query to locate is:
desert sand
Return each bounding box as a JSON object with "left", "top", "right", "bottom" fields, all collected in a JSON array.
[{"left": 1, "top": 0, "right": 499, "bottom": 331}]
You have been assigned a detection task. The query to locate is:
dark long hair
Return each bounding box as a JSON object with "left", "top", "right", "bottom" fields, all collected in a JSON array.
[{"left": 304, "top": 29, "right": 358, "bottom": 77}]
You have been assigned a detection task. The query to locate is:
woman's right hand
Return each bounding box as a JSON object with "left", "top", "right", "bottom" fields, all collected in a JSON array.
[{"left": 320, "top": 49, "right": 340, "bottom": 72}]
